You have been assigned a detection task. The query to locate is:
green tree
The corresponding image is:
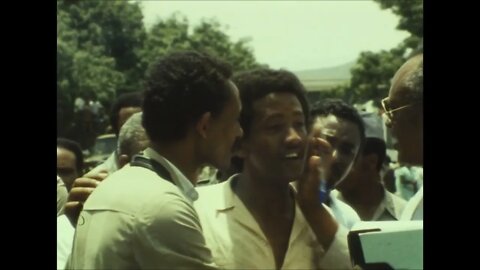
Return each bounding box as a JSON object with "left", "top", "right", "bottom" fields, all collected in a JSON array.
[
  {"left": 141, "top": 14, "right": 264, "bottom": 75},
  {"left": 140, "top": 12, "right": 191, "bottom": 74},
  {"left": 57, "top": 0, "right": 147, "bottom": 139},
  {"left": 346, "top": 44, "right": 407, "bottom": 104},
  {"left": 190, "top": 18, "right": 263, "bottom": 72},
  {"left": 344, "top": 0, "right": 423, "bottom": 105},
  {"left": 57, "top": 2, "right": 263, "bottom": 142},
  {"left": 58, "top": 0, "right": 147, "bottom": 94},
  {"left": 374, "top": 0, "right": 423, "bottom": 37}
]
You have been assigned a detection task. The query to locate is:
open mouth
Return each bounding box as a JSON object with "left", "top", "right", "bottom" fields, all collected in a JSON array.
[{"left": 284, "top": 152, "right": 300, "bottom": 160}]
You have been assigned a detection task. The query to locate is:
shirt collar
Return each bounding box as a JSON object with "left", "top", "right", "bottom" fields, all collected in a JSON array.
[
  {"left": 370, "top": 188, "right": 401, "bottom": 220},
  {"left": 215, "top": 175, "right": 311, "bottom": 244},
  {"left": 143, "top": 147, "right": 198, "bottom": 202},
  {"left": 212, "top": 174, "right": 240, "bottom": 211},
  {"left": 380, "top": 189, "right": 400, "bottom": 219}
]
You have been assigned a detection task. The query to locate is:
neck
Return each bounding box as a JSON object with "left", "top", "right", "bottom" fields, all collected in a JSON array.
[
  {"left": 341, "top": 174, "right": 384, "bottom": 206},
  {"left": 150, "top": 141, "right": 200, "bottom": 185},
  {"left": 235, "top": 169, "right": 294, "bottom": 215}
]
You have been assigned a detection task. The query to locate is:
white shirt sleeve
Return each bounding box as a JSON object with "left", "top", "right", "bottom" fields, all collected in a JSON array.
[
  {"left": 57, "top": 176, "right": 68, "bottom": 217},
  {"left": 133, "top": 191, "right": 218, "bottom": 269},
  {"left": 57, "top": 215, "right": 75, "bottom": 270}
]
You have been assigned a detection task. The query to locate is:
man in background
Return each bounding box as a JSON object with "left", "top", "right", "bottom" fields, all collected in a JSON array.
[
  {"left": 332, "top": 112, "right": 407, "bottom": 221},
  {"left": 57, "top": 138, "right": 84, "bottom": 191}
]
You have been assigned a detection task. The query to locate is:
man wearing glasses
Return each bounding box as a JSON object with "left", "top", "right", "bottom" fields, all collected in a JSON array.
[{"left": 381, "top": 53, "right": 423, "bottom": 220}]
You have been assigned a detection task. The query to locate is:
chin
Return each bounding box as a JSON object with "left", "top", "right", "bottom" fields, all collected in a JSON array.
[{"left": 278, "top": 170, "right": 301, "bottom": 183}]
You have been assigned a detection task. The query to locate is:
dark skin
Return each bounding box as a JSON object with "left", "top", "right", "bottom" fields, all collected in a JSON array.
[
  {"left": 235, "top": 148, "right": 336, "bottom": 269},
  {"left": 234, "top": 93, "right": 337, "bottom": 268},
  {"left": 57, "top": 148, "right": 80, "bottom": 191},
  {"left": 234, "top": 173, "right": 295, "bottom": 268},
  {"left": 65, "top": 171, "right": 108, "bottom": 226},
  {"left": 65, "top": 92, "right": 339, "bottom": 268},
  {"left": 339, "top": 153, "right": 386, "bottom": 221},
  {"left": 65, "top": 82, "right": 243, "bottom": 227}
]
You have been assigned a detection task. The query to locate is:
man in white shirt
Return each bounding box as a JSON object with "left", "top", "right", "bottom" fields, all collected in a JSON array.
[
  {"left": 195, "top": 69, "right": 353, "bottom": 269},
  {"left": 308, "top": 99, "right": 367, "bottom": 228},
  {"left": 67, "top": 51, "right": 243, "bottom": 269},
  {"left": 333, "top": 112, "right": 407, "bottom": 221},
  {"left": 381, "top": 53, "right": 423, "bottom": 220}
]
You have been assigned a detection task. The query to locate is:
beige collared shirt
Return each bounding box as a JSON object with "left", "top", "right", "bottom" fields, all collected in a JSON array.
[
  {"left": 194, "top": 175, "right": 352, "bottom": 270},
  {"left": 67, "top": 147, "right": 215, "bottom": 269}
]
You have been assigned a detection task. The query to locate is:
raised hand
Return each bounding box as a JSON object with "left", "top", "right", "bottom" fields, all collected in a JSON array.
[{"left": 64, "top": 171, "right": 108, "bottom": 226}]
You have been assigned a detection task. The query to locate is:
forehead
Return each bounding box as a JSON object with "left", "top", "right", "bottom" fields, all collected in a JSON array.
[
  {"left": 57, "top": 147, "right": 76, "bottom": 165},
  {"left": 389, "top": 56, "right": 422, "bottom": 103},
  {"left": 252, "top": 92, "right": 304, "bottom": 119},
  {"left": 312, "top": 114, "right": 361, "bottom": 142}
]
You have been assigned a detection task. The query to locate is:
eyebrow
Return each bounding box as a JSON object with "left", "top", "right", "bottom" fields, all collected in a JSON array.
[{"left": 264, "top": 110, "right": 304, "bottom": 120}]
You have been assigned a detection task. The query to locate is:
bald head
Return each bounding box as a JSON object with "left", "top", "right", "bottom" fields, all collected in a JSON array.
[
  {"left": 386, "top": 54, "right": 423, "bottom": 166},
  {"left": 389, "top": 54, "right": 423, "bottom": 104}
]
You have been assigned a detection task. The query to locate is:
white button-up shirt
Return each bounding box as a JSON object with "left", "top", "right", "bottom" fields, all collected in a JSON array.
[
  {"left": 331, "top": 188, "right": 407, "bottom": 221},
  {"left": 57, "top": 214, "right": 75, "bottom": 270},
  {"left": 194, "top": 175, "right": 353, "bottom": 269},
  {"left": 327, "top": 195, "right": 361, "bottom": 229},
  {"left": 401, "top": 186, "right": 423, "bottom": 220},
  {"left": 67, "top": 147, "right": 215, "bottom": 269}
]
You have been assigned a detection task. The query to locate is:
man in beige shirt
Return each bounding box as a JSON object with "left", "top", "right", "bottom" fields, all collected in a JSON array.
[
  {"left": 67, "top": 51, "right": 243, "bottom": 269},
  {"left": 195, "top": 69, "right": 352, "bottom": 269}
]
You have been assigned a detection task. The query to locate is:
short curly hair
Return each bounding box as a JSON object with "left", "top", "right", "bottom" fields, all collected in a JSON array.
[
  {"left": 142, "top": 51, "right": 233, "bottom": 142},
  {"left": 310, "top": 98, "right": 366, "bottom": 146},
  {"left": 57, "top": 138, "right": 84, "bottom": 173},
  {"left": 229, "top": 68, "right": 309, "bottom": 172},
  {"left": 110, "top": 92, "right": 143, "bottom": 136},
  {"left": 232, "top": 68, "right": 309, "bottom": 139}
]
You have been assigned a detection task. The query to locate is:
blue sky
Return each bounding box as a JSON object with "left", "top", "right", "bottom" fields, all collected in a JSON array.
[{"left": 140, "top": 1, "right": 409, "bottom": 71}]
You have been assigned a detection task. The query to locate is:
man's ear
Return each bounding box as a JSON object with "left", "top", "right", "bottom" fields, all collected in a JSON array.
[
  {"left": 118, "top": 154, "right": 131, "bottom": 169},
  {"left": 196, "top": 112, "right": 212, "bottom": 139}
]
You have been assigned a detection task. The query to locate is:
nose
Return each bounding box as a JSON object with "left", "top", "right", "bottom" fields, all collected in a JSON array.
[{"left": 285, "top": 127, "right": 302, "bottom": 146}]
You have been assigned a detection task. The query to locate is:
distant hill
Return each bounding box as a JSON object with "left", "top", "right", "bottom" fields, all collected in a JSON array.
[{"left": 293, "top": 61, "right": 356, "bottom": 92}]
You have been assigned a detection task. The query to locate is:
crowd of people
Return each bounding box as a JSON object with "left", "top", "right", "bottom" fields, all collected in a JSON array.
[{"left": 57, "top": 50, "right": 423, "bottom": 269}]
